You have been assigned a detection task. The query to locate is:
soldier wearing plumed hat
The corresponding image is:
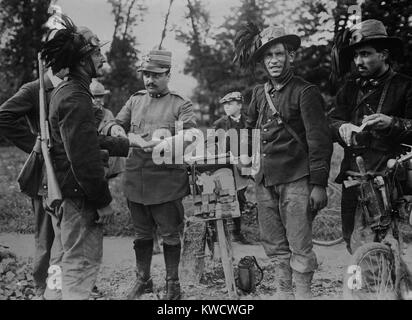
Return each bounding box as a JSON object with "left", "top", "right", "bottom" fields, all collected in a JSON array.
[
  {"left": 234, "top": 24, "right": 333, "bottom": 299},
  {"left": 329, "top": 19, "right": 412, "bottom": 258}
]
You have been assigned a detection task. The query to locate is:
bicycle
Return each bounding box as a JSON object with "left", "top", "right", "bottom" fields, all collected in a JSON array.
[{"left": 342, "top": 150, "right": 412, "bottom": 300}]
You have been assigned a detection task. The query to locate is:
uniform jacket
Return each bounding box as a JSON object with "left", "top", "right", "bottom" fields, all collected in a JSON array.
[
  {"left": 246, "top": 73, "right": 332, "bottom": 187},
  {"left": 0, "top": 75, "right": 54, "bottom": 153},
  {"left": 329, "top": 69, "right": 412, "bottom": 183},
  {"left": 48, "top": 72, "right": 129, "bottom": 209},
  {"left": 114, "top": 89, "right": 197, "bottom": 205},
  {"left": 93, "top": 106, "right": 125, "bottom": 178}
]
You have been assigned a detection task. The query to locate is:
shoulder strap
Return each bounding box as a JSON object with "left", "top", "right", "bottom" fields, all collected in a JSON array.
[
  {"left": 376, "top": 73, "right": 395, "bottom": 113},
  {"left": 263, "top": 83, "right": 307, "bottom": 152}
]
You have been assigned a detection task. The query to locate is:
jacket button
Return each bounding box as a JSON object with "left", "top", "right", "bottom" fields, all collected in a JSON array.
[
  {"left": 74, "top": 188, "right": 78, "bottom": 192},
  {"left": 263, "top": 140, "right": 267, "bottom": 144},
  {"left": 263, "top": 153, "right": 266, "bottom": 157},
  {"left": 267, "top": 119, "right": 271, "bottom": 122},
  {"left": 263, "top": 128, "right": 268, "bottom": 132}
]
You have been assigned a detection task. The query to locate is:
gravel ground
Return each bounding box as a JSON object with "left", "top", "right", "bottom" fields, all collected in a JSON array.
[{"left": 5, "top": 232, "right": 411, "bottom": 300}]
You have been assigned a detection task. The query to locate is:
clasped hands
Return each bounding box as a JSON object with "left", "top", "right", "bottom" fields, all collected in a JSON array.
[
  {"left": 339, "top": 113, "right": 393, "bottom": 146},
  {"left": 110, "top": 124, "right": 164, "bottom": 153}
]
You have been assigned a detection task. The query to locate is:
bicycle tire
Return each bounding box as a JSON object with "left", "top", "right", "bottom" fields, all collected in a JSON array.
[
  {"left": 312, "top": 181, "right": 344, "bottom": 246},
  {"left": 343, "top": 242, "right": 397, "bottom": 300}
]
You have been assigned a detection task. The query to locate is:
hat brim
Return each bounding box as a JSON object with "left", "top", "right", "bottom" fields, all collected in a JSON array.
[
  {"left": 138, "top": 65, "right": 170, "bottom": 73},
  {"left": 219, "top": 98, "right": 242, "bottom": 104},
  {"left": 253, "top": 35, "right": 301, "bottom": 61},
  {"left": 341, "top": 37, "right": 403, "bottom": 59}
]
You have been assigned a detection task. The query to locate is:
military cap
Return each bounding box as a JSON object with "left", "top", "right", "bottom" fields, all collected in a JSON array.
[
  {"left": 138, "top": 49, "right": 172, "bottom": 73},
  {"left": 219, "top": 91, "right": 243, "bottom": 104}
]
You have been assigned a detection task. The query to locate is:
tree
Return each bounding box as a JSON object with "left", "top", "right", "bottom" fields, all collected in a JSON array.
[
  {"left": 0, "top": 0, "right": 52, "bottom": 104},
  {"left": 176, "top": 0, "right": 266, "bottom": 122},
  {"left": 101, "top": 0, "right": 147, "bottom": 115},
  {"left": 362, "top": 0, "right": 412, "bottom": 76}
]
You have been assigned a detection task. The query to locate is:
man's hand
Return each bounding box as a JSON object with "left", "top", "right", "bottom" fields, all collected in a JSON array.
[
  {"left": 310, "top": 185, "right": 327, "bottom": 211},
  {"left": 96, "top": 204, "right": 115, "bottom": 225},
  {"left": 128, "top": 133, "right": 150, "bottom": 148},
  {"left": 362, "top": 113, "right": 393, "bottom": 130},
  {"left": 110, "top": 125, "right": 127, "bottom": 138},
  {"left": 339, "top": 123, "right": 359, "bottom": 146},
  {"left": 141, "top": 139, "right": 163, "bottom": 153}
]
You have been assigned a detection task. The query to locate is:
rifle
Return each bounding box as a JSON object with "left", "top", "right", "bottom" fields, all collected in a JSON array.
[{"left": 38, "top": 53, "right": 62, "bottom": 208}]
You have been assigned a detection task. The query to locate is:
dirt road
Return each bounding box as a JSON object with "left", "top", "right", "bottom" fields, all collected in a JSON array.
[{"left": 4, "top": 232, "right": 411, "bottom": 300}]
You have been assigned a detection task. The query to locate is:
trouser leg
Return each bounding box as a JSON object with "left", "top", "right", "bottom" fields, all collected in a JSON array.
[
  {"left": 256, "top": 178, "right": 317, "bottom": 299},
  {"left": 43, "top": 212, "right": 63, "bottom": 300},
  {"left": 32, "top": 196, "right": 54, "bottom": 295},
  {"left": 59, "top": 198, "right": 103, "bottom": 300},
  {"left": 278, "top": 178, "right": 317, "bottom": 300}
]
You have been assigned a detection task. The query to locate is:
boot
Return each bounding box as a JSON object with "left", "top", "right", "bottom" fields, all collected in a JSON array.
[
  {"left": 294, "top": 271, "right": 314, "bottom": 300},
  {"left": 127, "top": 239, "right": 154, "bottom": 300},
  {"left": 231, "top": 218, "right": 250, "bottom": 244},
  {"left": 163, "top": 243, "right": 181, "bottom": 300},
  {"left": 273, "top": 258, "right": 294, "bottom": 300}
]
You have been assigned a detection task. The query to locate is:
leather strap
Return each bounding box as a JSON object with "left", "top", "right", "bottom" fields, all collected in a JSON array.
[{"left": 263, "top": 83, "right": 308, "bottom": 152}]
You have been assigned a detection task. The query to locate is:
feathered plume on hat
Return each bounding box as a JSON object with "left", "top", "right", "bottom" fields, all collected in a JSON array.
[
  {"left": 41, "top": 14, "right": 89, "bottom": 73},
  {"left": 233, "top": 22, "right": 262, "bottom": 70},
  {"left": 330, "top": 27, "right": 352, "bottom": 87}
]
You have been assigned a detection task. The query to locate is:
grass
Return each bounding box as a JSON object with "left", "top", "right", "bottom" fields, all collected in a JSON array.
[
  {"left": 5, "top": 144, "right": 408, "bottom": 243},
  {"left": 0, "top": 146, "right": 195, "bottom": 236}
]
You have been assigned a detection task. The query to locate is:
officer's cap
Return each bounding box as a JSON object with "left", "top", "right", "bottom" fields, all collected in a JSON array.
[{"left": 138, "top": 49, "right": 172, "bottom": 73}]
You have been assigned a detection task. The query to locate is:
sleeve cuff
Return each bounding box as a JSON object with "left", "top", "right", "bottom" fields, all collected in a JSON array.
[{"left": 309, "top": 167, "right": 329, "bottom": 187}]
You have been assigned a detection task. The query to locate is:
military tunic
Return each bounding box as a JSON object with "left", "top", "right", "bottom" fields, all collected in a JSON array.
[{"left": 115, "top": 90, "right": 197, "bottom": 205}]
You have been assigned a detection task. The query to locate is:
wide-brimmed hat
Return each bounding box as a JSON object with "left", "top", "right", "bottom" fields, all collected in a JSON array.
[
  {"left": 252, "top": 26, "right": 301, "bottom": 61},
  {"left": 90, "top": 79, "right": 110, "bottom": 96},
  {"left": 341, "top": 19, "right": 403, "bottom": 59},
  {"left": 219, "top": 91, "right": 243, "bottom": 104},
  {"left": 138, "top": 49, "right": 172, "bottom": 73}
]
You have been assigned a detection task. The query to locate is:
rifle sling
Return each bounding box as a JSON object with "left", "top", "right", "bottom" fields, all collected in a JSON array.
[{"left": 263, "top": 83, "right": 308, "bottom": 153}]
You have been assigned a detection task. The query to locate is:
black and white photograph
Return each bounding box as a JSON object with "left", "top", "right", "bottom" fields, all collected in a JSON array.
[{"left": 0, "top": 0, "right": 412, "bottom": 308}]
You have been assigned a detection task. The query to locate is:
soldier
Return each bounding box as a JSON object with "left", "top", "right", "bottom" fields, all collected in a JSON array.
[
  {"left": 234, "top": 25, "right": 332, "bottom": 299},
  {"left": 329, "top": 19, "right": 412, "bottom": 253},
  {"left": 213, "top": 91, "right": 250, "bottom": 243},
  {"left": 0, "top": 31, "right": 67, "bottom": 299},
  {"left": 40, "top": 19, "right": 137, "bottom": 299},
  {"left": 107, "top": 48, "right": 200, "bottom": 300}
]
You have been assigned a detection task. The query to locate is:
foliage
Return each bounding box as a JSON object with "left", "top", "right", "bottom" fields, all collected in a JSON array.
[
  {"left": 0, "top": 0, "right": 51, "bottom": 105},
  {"left": 101, "top": 0, "right": 147, "bottom": 115},
  {"left": 176, "top": 0, "right": 266, "bottom": 122},
  {"left": 177, "top": 0, "right": 412, "bottom": 119},
  {"left": 362, "top": 0, "right": 412, "bottom": 76}
]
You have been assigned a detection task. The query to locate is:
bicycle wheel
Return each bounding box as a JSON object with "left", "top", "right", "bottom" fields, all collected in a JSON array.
[
  {"left": 312, "top": 181, "right": 343, "bottom": 246},
  {"left": 343, "top": 242, "right": 397, "bottom": 300}
]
